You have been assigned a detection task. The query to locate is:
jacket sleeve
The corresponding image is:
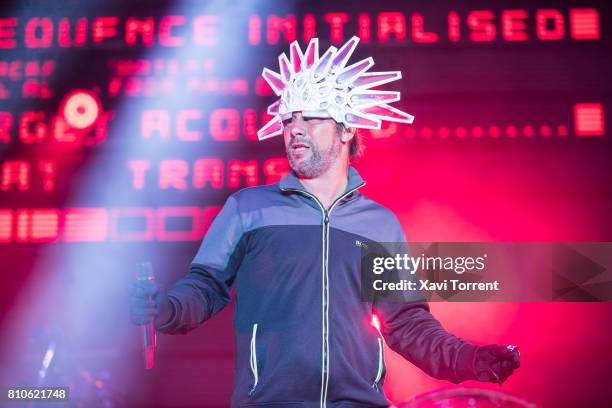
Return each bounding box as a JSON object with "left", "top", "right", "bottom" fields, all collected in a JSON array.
[
  {"left": 156, "top": 195, "right": 245, "bottom": 334},
  {"left": 372, "top": 214, "right": 480, "bottom": 384},
  {"left": 374, "top": 299, "right": 479, "bottom": 383}
]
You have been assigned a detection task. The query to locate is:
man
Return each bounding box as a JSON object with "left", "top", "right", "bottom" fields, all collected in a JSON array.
[{"left": 130, "top": 36, "right": 520, "bottom": 407}]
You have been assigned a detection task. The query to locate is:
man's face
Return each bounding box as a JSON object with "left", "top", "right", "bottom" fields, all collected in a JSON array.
[{"left": 282, "top": 111, "right": 341, "bottom": 178}]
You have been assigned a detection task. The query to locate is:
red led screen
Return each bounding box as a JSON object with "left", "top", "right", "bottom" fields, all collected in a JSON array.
[{"left": 0, "top": 1, "right": 611, "bottom": 407}]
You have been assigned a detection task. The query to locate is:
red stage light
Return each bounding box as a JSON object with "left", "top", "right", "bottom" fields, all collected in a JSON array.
[
  {"left": 19, "top": 111, "right": 47, "bottom": 143},
  {"left": 22, "top": 79, "right": 53, "bottom": 98},
  {"left": 38, "top": 160, "right": 56, "bottom": 191},
  {"left": 193, "top": 159, "right": 224, "bottom": 189},
  {"left": 448, "top": 11, "right": 460, "bottom": 42},
  {"left": 324, "top": 13, "right": 350, "bottom": 44},
  {"left": 0, "top": 210, "right": 12, "bottom": 242},
  {"left": 17, "top": 209, "right": 60, "bottom": 242},
  {"left": 371, "top": 313, "right": 382, "bottom": 333},
  {"left": 468, "top": 11, "right": 496, "bottom": 42},
  {"left": 357, "top": 13, "right": 371, "bottom": 43},
  {"left": 377, "top": 12, "right": 407, "bottom": 42},
  {"left": 303, "top": 14, "right": 316, "bottom": 43},
  {"left": 537, "top": 9, "right": 565, "bottom": 40},
  {"left": 505, "top": 125, "right": 518, "bottom": 137},
  {"left": 64, "top": 208, "right": 109, "bottom": 242},
  {"left": 488, "top": 126, "right": 501, "bottom": 138},
  {"left": 438, "top": 127, "right": 450, "bottom": 138},
  {"left": 455, "top": 127, "right": 467, "bottom": 138},
  {"left": 61, "top": 90, "right": 101, "bottom": 129},
  {"left": 159, "top": 16, "right": 185, "bottom": 47},
  {"left": 0, "top": 206, "right": 229, "bottom": 243},
  {"left": 262, "top": 158, "right": 290, "bottom": 184},
  {"left": 489, "top": 126, "right": 501, "bottom": 137},
  {"left": 248, "top": 16, "right": 261, "bottom": 45},
  {"left": 92, "top": 16, "right": 119, "bottom": 43},
  {"left": 210, "top": 109, "right": 240, "bottom": 141},
  {"left": 159, "top": 160, "right": 190, "bottom": 191},
  {"left": 267, "top": 15, "right": 297, "bottom": 44},
  {"left": 243, "top": 109, "right": 260, "bottom": 140},
  {"left": 177, "top": 110, "right": 204, "bottom": 141},
  {"left": 141, "top": 110, "right": 170, "bottom": 140},
  {"left": 25, "top": 17, "right": 53, "bottom": 48},
  {"left": 125, "top": 17, "right": 155, "bottom": 47},
  {"left": 570, "top": 9, "right": 600, "bottom": 40},
  {"left": 0, "top": 9, "right": 603, "bottom": 50},
  {"left": 502, "top": 10, "right": 528, "bottom": 41},
  {"left": 127, "top": 157, "right": 288, "bottom": 191},
  {"left": 1, "top": 160, "right": 29, "bottom": 191},
  {"left": 412, "top": 12, "right": 439, "bottom": 43},
  {"left": 16, "top": 210, "right": 27, "bottom": 242},
  {"left": 228, "top": 160, "right": 259, "bottom": 189},
  {"left": 58, "top": 17, "right": 87, "bottom": 48},
  {"left": 574, "top": 103, "right": 605, "bottom": 136},
  {"left": 0, "top": 112, "right": 13, "bottom": 143},
  {"left": 0, "top": 18, "right": 17, "bottom": 48},
  {"left": 127, "top": 160, "right": 150, "bottom": 190},
  {"left": 255, "top": 76, "right": 274, "bottom": 96},
  {"left": 421, "top": 127, "right": 433, "bottom": 138},
  {"left": 370, "top": 124, "right": 396, "bottom": 139}
]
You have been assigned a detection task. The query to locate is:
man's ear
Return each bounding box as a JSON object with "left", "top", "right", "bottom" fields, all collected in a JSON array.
[{"left": 340, "top": 126, "right": 356, "bottom": 142}]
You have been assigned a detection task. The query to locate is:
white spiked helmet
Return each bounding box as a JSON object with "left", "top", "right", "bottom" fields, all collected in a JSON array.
[{"left": 257, "top": 35, "right": 415, "bottom": 141}]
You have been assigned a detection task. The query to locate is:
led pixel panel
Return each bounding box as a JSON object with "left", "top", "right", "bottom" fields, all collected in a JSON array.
[{"left": 574, "top": 103, "right": 605, "bottom": 136}]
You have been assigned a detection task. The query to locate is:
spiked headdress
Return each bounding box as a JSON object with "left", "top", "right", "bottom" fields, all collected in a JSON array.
[{"left": 257, "top": 36, "right": 414, "bottom": 140}]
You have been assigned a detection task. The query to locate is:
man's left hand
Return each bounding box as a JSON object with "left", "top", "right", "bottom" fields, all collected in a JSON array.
[{"left": 474, "top": 344, "right": 521, "bottom": 384}]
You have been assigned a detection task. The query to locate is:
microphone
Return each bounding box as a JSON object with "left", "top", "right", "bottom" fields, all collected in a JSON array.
[{"left": 135, "top": 261, "right": 157, "bottom": 369}]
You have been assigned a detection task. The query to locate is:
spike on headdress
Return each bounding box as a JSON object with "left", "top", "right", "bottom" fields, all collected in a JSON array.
[{"left": 257, "top": 36, "right": 414, "bottom": 141}]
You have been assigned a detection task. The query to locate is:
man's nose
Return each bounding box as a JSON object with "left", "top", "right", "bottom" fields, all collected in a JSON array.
[{"left": 289, "top": 117, "right": 307, "bottom": 138}]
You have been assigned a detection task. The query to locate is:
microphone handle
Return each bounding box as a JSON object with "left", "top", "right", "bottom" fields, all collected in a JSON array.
[
  {"left": 143, "top": 321, "right": 155, "bottom": 369},
  {"left": 136, "top": 262, "right": 157, "bottom": 369}
]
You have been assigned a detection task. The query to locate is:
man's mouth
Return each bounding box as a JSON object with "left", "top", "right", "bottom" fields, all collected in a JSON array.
[{"left": 291, "top": 143, "right": 310, "bottom": 152}]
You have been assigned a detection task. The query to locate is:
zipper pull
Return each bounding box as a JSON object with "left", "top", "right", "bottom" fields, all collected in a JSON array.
[{"left": 324, "top": 213, "right": 329, "bottom": 224}]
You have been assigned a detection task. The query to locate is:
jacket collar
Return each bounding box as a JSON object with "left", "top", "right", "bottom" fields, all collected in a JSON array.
[{"left": 279, "top": 166, "right": 366, "bottom": 197}]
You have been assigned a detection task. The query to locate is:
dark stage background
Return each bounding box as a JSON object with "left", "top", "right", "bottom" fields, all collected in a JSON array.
[{"left": 1, "top": 1, "right": 611, "bottom": 407}]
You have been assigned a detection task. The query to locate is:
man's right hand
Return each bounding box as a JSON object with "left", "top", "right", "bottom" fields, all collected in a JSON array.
[{"left": 129, "top": 280, "right": 174, "bottom": 327}]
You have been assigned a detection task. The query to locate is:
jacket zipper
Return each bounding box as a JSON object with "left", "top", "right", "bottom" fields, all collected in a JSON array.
[
  {"left": 281, "top": 182, "right": 365, "bottom": 408},
  {"left": 248, "top": 323, "right": 259, "bottom": 396},
  {"left": 372, "top": 336, "right": 384, "bottom": 391},
  {"left": 372, "top": 319, "right": 385, "bottom": 392}
]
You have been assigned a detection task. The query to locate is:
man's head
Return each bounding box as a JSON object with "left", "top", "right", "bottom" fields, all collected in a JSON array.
[
  {"left": 257, "top": 36, "right": 414, "bottom": 142},
  {"left": 283, "top": 111, "right": 358, "bottom": 178}
]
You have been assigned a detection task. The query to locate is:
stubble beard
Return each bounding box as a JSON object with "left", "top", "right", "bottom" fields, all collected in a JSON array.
[{"left": 287, "top": 134, "right": 341, "bottom": 178}]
